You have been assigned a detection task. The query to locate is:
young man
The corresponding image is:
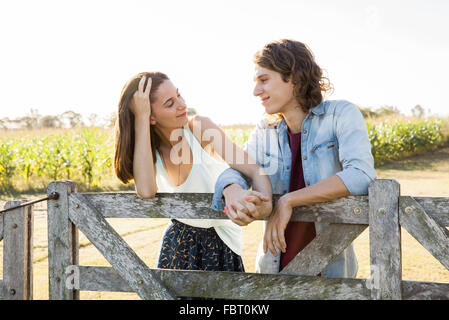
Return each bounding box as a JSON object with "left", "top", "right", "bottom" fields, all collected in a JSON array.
[{"left": 212, "top": 39, "right": 376, "bottom": 277}]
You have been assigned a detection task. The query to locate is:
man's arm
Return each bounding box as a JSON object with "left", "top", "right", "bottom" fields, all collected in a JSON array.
[{"left": 334, "top": 101, "right": 377, "bottom": 195}]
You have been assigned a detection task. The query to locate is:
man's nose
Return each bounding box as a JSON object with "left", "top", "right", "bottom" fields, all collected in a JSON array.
[{"left": 253, "top": 84, "right": 262, "bottom": 96}]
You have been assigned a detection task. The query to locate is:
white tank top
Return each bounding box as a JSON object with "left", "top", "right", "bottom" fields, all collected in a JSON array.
[{"left": 155, "top": 125, "right": 243, "bottom": 256}]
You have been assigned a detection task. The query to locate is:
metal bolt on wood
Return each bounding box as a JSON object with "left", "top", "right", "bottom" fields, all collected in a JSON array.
[
  {"left": 377, "top": 208, "right": 387, "bottom": 215},
  {"left": 404, "top": 207, "right": 413, "bottom": 215},
  {"left": 10, "top": 289, "right": 16, "bottom": 296},
  {"left": 12, "top": 223, "right": 18, "bottom": 229},
  {"left": 353, "top": 207, "right": 361, "bottom": 215}
]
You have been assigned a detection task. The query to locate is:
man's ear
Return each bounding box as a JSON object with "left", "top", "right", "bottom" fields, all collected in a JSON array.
[{"left": 288, "top": 74, "right": 296, "bottom": 86}]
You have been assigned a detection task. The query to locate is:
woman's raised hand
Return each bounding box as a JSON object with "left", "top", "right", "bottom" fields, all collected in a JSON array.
[{"left": 130, "top": 76, "right": 152, "bottom": 117}]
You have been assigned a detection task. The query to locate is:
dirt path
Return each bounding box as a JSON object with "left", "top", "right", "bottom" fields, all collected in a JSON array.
[
  {"left": 1, "top": 147, "right": 449, "bottom": 299},
  {"left": 376, "top": 146, "right": 449, "bottom": 197}
]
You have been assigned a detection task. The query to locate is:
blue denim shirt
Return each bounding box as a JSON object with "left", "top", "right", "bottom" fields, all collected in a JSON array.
[{"left": 211, "top": 100, "right": 377, "bottom": 277}]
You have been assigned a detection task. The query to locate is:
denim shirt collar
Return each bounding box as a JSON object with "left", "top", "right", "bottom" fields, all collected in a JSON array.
[
  {"left": 275, "top": 117, "right": 287, "bottom": 133},
  {"left": 310, "top": 100, "right": 326, "bottom": 116}
]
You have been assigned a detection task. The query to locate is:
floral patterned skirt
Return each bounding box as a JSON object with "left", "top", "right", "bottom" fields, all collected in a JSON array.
[
  {"left": 157, "top": 219, "right": 245, "bottom": 300},
  {"left": 157, "top": 219, "right": 245, "bottom": 272}
]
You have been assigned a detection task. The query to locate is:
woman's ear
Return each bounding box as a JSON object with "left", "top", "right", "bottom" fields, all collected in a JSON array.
[{"left": 150, "top": 114, "right": 157, "bottom": 125}]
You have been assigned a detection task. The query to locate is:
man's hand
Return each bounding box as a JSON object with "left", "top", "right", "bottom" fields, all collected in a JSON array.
[{"left": 263, "top": 194, "right": 293, "bottom": 256}]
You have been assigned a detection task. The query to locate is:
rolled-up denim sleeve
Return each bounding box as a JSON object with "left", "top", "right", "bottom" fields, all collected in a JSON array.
[
  {"left": 211, "top": 168, "right": 250, "bottom": 211},
  {"left": 335, "top": 102, "right": 377, "bottom": 195}
]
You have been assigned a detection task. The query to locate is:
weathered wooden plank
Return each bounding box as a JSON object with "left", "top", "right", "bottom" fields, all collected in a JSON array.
[
  {"left": 81, "top": 192, "right": 370, "bottom": 224},
  {"left": 26, "top": 205, "right": 33, "bottom": 300},
  {"left": 280, "top": 224, "right": 367, "bottom": 276},
  {"left": 402, "top": 280, "right": 449, "bottom": 300},
  {"left": 3, "top": 201, "right": 33, "bottom": 300},
  {"left": 78, "top": 265, "right": 130, "bottom": 292},
  {"left": 68, "top": 193, "right": 175, "bottom": 300},
  {"left": 47, "top": 181, "right": 79, "bottom": 300},
  {"left": 412, "top": 197, "right": 449, "bottom": 227},
  {"left": 77, "top": 266, "right": 449, "bottom": 300},
  {"left": 0, "top": 280, "right": 6, "bottom": 300},
  {"left": 79, "top": 193, "right": 449, "bottom": 226},
  {"left": 77, "top": 266, "right": 371, "bottom": 300},
  {"left": 368, "top": 179, "right": 402, "bottom": 300},
  {"left": 399, "top": 196, "right": 449, "bottom": 270},
  {"left": 0, "top": 210, "right": 3, "bottom": 241},
  {"left": 290, "top": 197, "right": 370, "bottom": 225}
]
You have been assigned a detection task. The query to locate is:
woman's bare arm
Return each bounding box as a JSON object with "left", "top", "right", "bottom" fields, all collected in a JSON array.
[{"left": 189, "top": 116, "right": 273, "bottom": 222}]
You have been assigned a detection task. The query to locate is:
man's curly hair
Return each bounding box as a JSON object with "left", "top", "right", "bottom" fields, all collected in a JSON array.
[{"left": 254, "top": 39, "right": 333, "bottom": 122}]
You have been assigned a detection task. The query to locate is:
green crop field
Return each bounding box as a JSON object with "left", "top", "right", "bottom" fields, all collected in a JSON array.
[{"left": 1, "top": 117, "right": 448, "bottom": 194}]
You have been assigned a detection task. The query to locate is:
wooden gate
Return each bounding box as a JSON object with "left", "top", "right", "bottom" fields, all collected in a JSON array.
[
  {"left": 0, "top": 201, "right": 33, "bottom": 300},
  {"left": 47, "top": 179, "right": 449, "bottom": 300}
]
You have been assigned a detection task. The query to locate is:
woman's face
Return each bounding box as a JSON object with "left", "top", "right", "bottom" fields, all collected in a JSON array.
[
  {"left": 253, "top": 66, "right": 297, "bottom": 115},
  {"left": 150, "top": 79, "right": 188, "bottom": 129}
]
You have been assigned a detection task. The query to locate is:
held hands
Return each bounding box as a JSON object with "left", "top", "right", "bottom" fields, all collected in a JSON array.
[
  {"left": 130, "top": 76, "right": 152, "bottom": 117},
  {"left": 263, "top": 194, "right": 293, "bottom": 257},
  {"left": 222, "top": 184, "right": 272, "bottom": 226}
]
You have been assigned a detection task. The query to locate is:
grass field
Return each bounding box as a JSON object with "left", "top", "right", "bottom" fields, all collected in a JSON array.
[{"left": 1, "top": 147, "right": 449, "bottom": 299}]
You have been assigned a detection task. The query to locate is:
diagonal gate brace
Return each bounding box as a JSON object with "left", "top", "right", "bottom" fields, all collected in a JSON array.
[
  {"left": 280, "top": 223, "right": 367, "bottom": 276},
  {"left": 400, "top": 196, "right": 449, "bottom": 270},
  {"left": 68, "top": 193, "right": 175, "bottom": 300}
]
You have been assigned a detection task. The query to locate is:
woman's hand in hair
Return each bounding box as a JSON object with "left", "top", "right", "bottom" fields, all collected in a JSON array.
[{"left": 130, "top": 76, "right": 152, "bottom": 117}]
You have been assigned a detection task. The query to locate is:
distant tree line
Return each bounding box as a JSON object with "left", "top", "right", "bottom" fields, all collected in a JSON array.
[
  {"left": 0, "top": 109, "right": 115, "bottom": 130},
  {"left": 0, "top": 105, "right": 430, "bottom": 130},
  {"left": 0, "top": 108, "right": 199, "bottom": 130},
  {"left": 358, "top": 104, "right": 430, "bottom": 119}
]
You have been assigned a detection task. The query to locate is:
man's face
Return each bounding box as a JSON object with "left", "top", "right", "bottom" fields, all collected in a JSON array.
[{"left": 253, "top": 66, "right": 296, "bottom": 115}]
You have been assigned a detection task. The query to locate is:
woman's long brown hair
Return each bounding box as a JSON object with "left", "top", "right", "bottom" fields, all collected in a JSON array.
[{"left": 114, "top": 72, "right": 169, "bottom": 184}]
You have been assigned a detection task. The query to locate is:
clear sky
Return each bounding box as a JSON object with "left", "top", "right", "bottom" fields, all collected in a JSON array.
[{"left": 1, "top": 0, "right": 448, "bottom": 125}]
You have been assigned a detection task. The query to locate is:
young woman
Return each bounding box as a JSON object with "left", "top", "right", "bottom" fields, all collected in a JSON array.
[
  {"left": 114, "top": 72, "right": 272, "bottom": 277},
  {"left": 212, "top": 39, "right": 377, "bottom": 278}
]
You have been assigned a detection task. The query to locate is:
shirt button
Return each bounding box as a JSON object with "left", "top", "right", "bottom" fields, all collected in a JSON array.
[
  {"left": 286, "top": 166, "right": 290, "bottom": 170},
  {"left": 306, "top": 181, "right": 310, "bottom": 185},
  {"left": 303, "top": 156, "right": 307, "bottom": 160},
  {"left": 303, "top": 129, "right": 307, "bottom": 134}
]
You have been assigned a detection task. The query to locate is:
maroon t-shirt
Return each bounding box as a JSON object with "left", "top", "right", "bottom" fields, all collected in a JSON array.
[{"left": 280, "top": 129, "right": 317, "bottom": 270}]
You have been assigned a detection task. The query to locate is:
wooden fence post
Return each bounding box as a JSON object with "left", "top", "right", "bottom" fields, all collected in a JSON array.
[
  {"left": 368, "top": 179, "right": 402, "bottom": 300},
  {"left": 2, "top": 200, "right": 33, "bottom": 300},
  {"left": 47, "top": 180, "right": 79, "bottom": 300}
]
